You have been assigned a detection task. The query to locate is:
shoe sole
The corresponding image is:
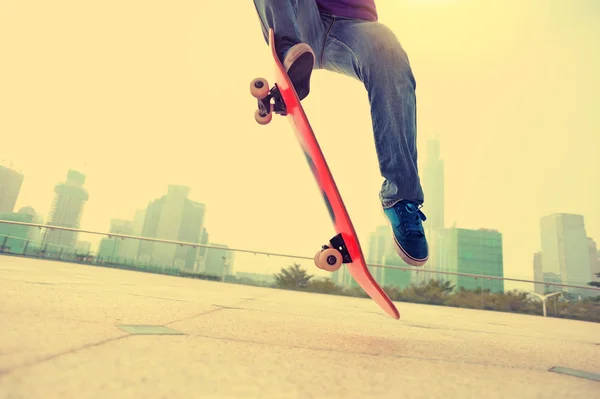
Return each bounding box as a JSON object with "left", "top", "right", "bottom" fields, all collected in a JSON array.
[
  {"left": 283, "top": 43, "right": 315, "bottom": 101},
  {"left": 381, "top": 207, "right": 428, "bottom": 267},
  {"left": 391, "top": 233, "right": 428, "bottom": 267}
]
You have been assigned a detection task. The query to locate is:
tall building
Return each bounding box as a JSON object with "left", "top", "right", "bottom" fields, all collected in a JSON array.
[
  {"left": 435, "top": 227, "right": 504, "bottom": 293},
  {"left": 176, "top": 199, "right": 206, "bottom": 271},
  {"left": 203, "top": 243, "right": 235, "bottom": 279},
  {"left": 0, "top": 164, "right": 24, "bottom": 213},
  {"left": 76, "top": 241, "right": 92, "bottom": 254},
  {"left": 17, "top": 206, "right": 43, "bottom": 243},
  {"left": 588, "top": 238, "right": 600, "bottom": 285},
  {"left": 539, "top": 213, "right": 591, "bottom": 297},
  {"left": 366, "top": 225, "right": 396, "bottom": 282},
  {"left": 137, "top": 185, "right": 206, "bottom": 270},
  {"left": 195, "top": 227, "right": 209, "bottom": 272},
  {"left": 98, "top": 219, "right": 134, "bottom": 261},
  {"left": 0, "top": 206, "right": 42, "bottom": 253},
  {"left": 420, "top": 137, "right": 445, "bottom": 282},
  {"left": 533, "top": 251, "right": 544, "bottom": 294},
  {"left": 43, "top": 170, "right": 89, "bottom": 251},
  {"left": 422, "top": 137, "right": 445, "bottom": 232},
  {"left": 123, "top": 208, "right": 146, "bottom": 262}
]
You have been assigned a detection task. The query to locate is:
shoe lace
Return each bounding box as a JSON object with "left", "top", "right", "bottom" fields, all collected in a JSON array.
[{"left": 398, "top": 202, "right": 426, "bottom": 237}]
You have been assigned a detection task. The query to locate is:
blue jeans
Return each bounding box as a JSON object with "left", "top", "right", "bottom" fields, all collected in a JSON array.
[{"left": 253, "top": 0, "right": 424, "bottom": 206}]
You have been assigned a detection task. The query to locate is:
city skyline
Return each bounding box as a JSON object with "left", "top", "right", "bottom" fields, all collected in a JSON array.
[{"left": 2, "top": 161, "right": 598, "bottom": 293}]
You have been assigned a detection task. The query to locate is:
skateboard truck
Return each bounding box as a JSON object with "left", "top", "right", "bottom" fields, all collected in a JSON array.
[
  {"left": 313, "top": 233, "right": 352, "bottom": 273},
  {"left": 325, "top": 233, "right": 352, "bottom": 264},
  {"left": 250, "top": 78, "right": 286, "bottom": 124}
]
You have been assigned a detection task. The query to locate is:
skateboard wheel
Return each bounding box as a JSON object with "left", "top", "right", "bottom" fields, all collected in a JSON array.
[
  {"left": 314, "top": 251, "right": 325, "bottom": 270},
  {"left": 254, "top": 109, "right": 272, "bottom": 125},
  {"left": 317, "top": 248, "right": 343, "bottom": 272},
  {"left": 250, "top": 78, "right": 270, "bottom": 99}
]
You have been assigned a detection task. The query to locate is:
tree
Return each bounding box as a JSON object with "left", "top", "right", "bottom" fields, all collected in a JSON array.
[
  {"left": 273, "top": 263, "right": 313, "bottom": 290},
  {"left": 400, "top": 279, "right": 455, "bottom": 304},
  {"left": 307, "top": 278, "right": 344, "bottom": 294}
]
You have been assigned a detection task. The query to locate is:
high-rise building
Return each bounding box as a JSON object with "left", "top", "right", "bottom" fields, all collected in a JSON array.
[
  {"left": 176, "top": 199, "right": 206, "bottom": 271},
  {"left": 366, "top": 225, "right": 395, "bottom": 281},
  {"left": 422, "top": 137, "right": 445, "bottom": 232},
  {"left": 203, "top": 243, "right": 235, "bottom": 279},
  {"left": 137, "top": 185, "right": 206, "bottom": 269},
  {"left": 533, "top": 251, "right": 544, "bottom": 294},
  {"left": 43, "top": 170, "right": 89, "bottom": 251},
  {"left": 121, "top": 208, "right": 146, "bottom": 262},
  {"left": 0, "top": 164, "right": 24, "bottom": 213},
  {"left": 420, "top": 137, "right": 445, "bottom": 282},
  {"left": 98, "top": 219, "right": 134, "bottom": 261},
  {"left": 17, "top": 206, "right": 43, "bottom": 243},
  {"left": 0, "top": 206, "right": 43, "bottom": 253},
  {"left": 539, "top": 213, "right": 591, "bottom": 297},
  {"left": 587, "top": 238, "right": 600, "bottom": 286},
  {"left": 76, "top": 241, "right": 92, "bottom": 254},
  {"left": 195, "top": 227, "right": 209, "bottom": 272},
  {"left": 435, "top": 227, "right": 504, "bottom": 293}
]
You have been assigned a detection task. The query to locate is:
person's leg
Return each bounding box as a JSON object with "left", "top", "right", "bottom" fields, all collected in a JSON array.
[
  {"left": 322, "top": 17, "right": 428, "bottom": 266},
  {"left": 252, "top": 0, "right": 327, "bottom": 99}
]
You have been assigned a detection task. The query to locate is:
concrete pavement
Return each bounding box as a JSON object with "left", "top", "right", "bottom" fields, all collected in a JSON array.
[{"left": 1, "top": 256, "right": 599, "bottom": 398}]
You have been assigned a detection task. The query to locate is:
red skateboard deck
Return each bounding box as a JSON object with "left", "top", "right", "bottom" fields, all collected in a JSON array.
[{"left": 250, "top": 28, "right": 400, "bottom": 320}]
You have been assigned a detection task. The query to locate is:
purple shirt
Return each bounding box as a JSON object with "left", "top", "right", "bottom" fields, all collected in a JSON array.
[{"left": 316, "top": 0, "right": 378, "bottom": 22}]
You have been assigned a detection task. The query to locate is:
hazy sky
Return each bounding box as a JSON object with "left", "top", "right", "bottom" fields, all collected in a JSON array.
[{"left": 1, "top": 0, "right": 598, "bottom": 288}]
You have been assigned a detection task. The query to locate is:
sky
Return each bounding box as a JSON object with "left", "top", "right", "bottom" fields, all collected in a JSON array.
[{"left": 1, "top": 0, "right": 599, "bottom": 289}]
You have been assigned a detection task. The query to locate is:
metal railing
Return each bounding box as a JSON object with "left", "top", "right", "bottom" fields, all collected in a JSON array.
[
  {"left": 1, "top": 219, "right": 598, "bottom": 294},
  {"left": 2, "top": 219, "right": 599, "bottom": 322}
]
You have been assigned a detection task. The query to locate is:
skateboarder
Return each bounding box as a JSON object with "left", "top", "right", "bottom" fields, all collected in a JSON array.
[{"left": 253, "top": 0, "right": 429, "bottom": 267}]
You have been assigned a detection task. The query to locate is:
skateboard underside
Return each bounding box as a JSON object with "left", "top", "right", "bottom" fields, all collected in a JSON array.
[{"left": 249, "top": 28, "right": 400, "bottom": 320}]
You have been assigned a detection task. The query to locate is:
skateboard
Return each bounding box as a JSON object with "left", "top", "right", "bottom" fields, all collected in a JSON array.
[{"left": 249, "top": 28, "right": 400, "bottom": 320}]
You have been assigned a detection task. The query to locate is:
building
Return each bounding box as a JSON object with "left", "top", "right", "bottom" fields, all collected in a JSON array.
[
  {"left": 98, "top": 219, "right": 134, "bottom": 261},
  {"left": 422, "top": 138, "right": 445, "bottom": 233},
  {"left": 17, "top": 206, "right": 43, "bottom": 243},
  {"left": 42, "top": 170, "right": 89, "bottom": 252},
  {"left": 125, "top": 208, "right": 146, "bottom": 261},
  {"left": 136, "top": 185, "right": 206, "bottom": 270},
  {"left": 533, "top": 251, "right": 544, "bottom": 294},
  {"left": 539, "top": 213, "right": 592, "bottom": 297},
  {"left": 76, "top": 241, "right": 92, "bottom": 254},
  {"left": 419, "top": 137, "right": 445, "bottom": 282},
  {"left": 202, "top": 243, "right": 235, "bottom": 279},
  {"left": 0, "top": 207, "right": 43, "bottom": 253},
  {"left": 195, "top": 227, "right": 209, "bottom": 272},
  {"left": 366, "top": 225, "right": 396, "bottom": 281},
  {"left": 588, "top": 238, "right": 600, "bottom": 285},
  {"left": 435, "top": 227, "right": 504, "bottom": 293},
  {"left": 0, "top": 164, "right": 24, "bottom": 213}
]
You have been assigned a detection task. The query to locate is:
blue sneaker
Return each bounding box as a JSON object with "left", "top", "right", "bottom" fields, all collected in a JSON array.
[{"left": 383, "top": 200, "right": 429, "bottom": 266}]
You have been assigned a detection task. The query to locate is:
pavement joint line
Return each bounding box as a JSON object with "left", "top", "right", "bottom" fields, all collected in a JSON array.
[{"left": 0, "top": 335, "right": 130, "bottom": 378}]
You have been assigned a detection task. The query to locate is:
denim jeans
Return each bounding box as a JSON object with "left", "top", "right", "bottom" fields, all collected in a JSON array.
[{"left": 253, "top": 0, "right": 424, "bottom": 206}]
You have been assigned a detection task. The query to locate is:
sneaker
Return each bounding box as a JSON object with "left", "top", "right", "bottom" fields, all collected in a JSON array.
[
  {"left": 383, "top": 200, "right": 429, "bottom": 266},
  {"left": 281, "top": 43, "right": 315, "bottom": 101}
]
